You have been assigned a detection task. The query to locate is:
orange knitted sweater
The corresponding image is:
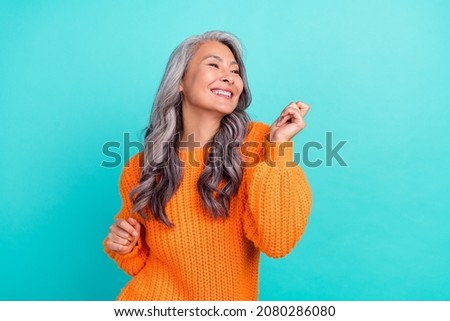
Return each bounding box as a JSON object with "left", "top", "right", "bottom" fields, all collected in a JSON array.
[{"left": 104, "top": 121, "right": 312, "bottom": 301}]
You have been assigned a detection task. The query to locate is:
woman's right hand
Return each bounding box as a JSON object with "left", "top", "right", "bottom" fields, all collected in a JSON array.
[{"left": 105, "top": 217, "right": 141, "bottom": 254}]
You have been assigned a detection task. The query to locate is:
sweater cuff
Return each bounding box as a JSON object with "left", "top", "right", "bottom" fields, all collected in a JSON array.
[
  {"left": 264, "top": 140, "right": 295, "bottom": 165},
  {"left": 104, "top": 237, "right": 146, "bottom": 262}
]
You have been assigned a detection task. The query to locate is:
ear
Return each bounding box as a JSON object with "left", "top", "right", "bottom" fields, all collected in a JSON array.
[{"left": 179, "top": 82, "right": 183, "bottom": 92}]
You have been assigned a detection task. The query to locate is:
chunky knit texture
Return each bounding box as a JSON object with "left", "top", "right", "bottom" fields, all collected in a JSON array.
[{"left": 104, "top": 121, "right": 312, "bottom": 301}]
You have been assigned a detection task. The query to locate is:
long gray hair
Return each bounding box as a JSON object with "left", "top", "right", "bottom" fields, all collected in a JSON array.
[{"left": 130, "top": 30, "right": 252, "bottom": 227}]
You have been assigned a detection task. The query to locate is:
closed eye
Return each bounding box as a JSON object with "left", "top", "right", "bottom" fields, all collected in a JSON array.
[{"left": 208, "top": 63, "right": 240, "bottom": 75}]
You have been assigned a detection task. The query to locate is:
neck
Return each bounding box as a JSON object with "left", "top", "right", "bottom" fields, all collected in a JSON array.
[{"left": 180, "top": 105, "right": 223, "bottom": 148}]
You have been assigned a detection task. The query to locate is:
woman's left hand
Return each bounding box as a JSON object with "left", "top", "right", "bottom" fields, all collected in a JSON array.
[{"left": 269, "top": 101, "right": 310, "bottom": 142}]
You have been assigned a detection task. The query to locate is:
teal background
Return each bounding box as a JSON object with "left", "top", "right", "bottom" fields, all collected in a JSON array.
[{"left": 1, "top": 0, "right": 449, "bottom": 300}]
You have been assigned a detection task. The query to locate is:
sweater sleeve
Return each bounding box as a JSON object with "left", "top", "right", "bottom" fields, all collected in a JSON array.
[
  {"left": 103, "top": 153, "right": 150, "bottom": 276},
  {"left": 242, "top": 123, "right": 312, "bottom": 258}
]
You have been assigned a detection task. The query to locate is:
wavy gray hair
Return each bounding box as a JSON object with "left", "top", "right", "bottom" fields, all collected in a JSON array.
[{"left": 130, "top": 30, "right": 252, "bottom": 226}]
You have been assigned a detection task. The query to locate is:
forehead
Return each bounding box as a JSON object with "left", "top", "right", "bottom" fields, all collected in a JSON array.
[{"left": 192, "top": 41, "right": 237, "bottom": 62}]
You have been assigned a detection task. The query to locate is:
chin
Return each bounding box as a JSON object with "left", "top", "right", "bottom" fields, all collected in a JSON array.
[
  {"left": 215, "top": 102, "right": 238, "bottom": 114},
  {"left": 216, "top": 106, "right": 237, "bottom": 116}
]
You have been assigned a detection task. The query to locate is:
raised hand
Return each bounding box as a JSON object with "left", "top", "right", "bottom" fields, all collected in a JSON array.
[{"left": 269, "top": 101, "right": 310, "bottom": 142}]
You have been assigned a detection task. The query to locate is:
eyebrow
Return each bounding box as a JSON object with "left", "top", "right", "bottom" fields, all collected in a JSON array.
[{"left": 201, "top": 55, "right": 239, "bottom": 66}]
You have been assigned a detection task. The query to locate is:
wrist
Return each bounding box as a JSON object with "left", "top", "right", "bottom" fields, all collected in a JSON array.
[{"left": 269, "top": 133, "right": 292, "bottom": 142}]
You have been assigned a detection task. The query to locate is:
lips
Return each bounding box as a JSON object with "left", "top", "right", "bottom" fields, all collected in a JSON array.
[{"left": 211, "top": 88, "right": 232, "bottom": 98}]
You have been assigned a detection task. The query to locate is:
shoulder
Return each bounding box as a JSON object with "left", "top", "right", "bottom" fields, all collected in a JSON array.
[
  {"left": 245, "top": 121, "right": 270, "bottom": 144},
  {"left": 124, "top": 152, "right": 144, "bottom": 170},
  {"left": 240, "top": 121, "right": 271, "bottom": 160},
  {"left": 119, "top": 152, "right": 143, "bottom": 190}
]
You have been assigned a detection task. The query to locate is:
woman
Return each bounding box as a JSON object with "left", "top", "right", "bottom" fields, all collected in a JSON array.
[{"left": 104, "top": 30, "right": 312, "bottom": 300}]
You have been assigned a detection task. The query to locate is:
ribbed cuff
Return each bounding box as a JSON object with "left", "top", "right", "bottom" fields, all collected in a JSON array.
[
  {"left": 104, "top": 238, "right": 145, "bottom": 261},
  {"left": 264, "top": 140, "right": 295, "bottom": 165}
]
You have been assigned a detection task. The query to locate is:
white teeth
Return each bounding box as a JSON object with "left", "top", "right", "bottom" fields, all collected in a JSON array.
[{"left": 212, "top": 89, "right": 232, "bottom": 97}]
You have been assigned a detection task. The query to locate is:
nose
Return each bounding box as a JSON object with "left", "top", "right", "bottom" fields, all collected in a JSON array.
[{"left": 220, "top": 71, "right": 235, "bottom": 85}]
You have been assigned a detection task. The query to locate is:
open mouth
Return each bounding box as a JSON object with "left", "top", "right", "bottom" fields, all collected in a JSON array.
[{"left": 211, "top": 89, "right": 232, "bottom": 98}]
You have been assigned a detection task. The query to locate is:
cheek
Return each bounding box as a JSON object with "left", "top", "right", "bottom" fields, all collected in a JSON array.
[{"left": 236, "top": 79, "right": 244, "bottom": 97}]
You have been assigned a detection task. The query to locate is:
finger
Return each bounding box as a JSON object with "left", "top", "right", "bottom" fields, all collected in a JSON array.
[
  {"left": 273, "top": 101, "right": 308, "bottom": 128},
  {"left": 107, "top": 232, "right": 132, "bottom": 246},
  {"left": 295, "top": 101, "right": 310, "bottom": 118},
  {"left": 109, "top": 223, "right": 133, "bottom": 240},
  {"left": 106, "top": 239, "right": 132, "bottom": 254},
  {"left": 276, "top": 114, "right": 290, "bottom": 126},
  {"left": 277, "top": 107, "right": 303, "bottom": 125},
  {"left": 278, "top": 110, "right": 306, "bottom": 128},
  {"left": 281, "top": 102, "right": 309, "bottom": 118},
  {"left": 127, "top": 218, "right": 140, "bottom": 238},
  {"left": 116, "top": 218, "right": 138, "bottom": 237},
  {"left": 133, "top": 221, "right": 141, "bottom": 239},
  {"left": 280, "top": 104, "right": 303, "bottom": 117}
]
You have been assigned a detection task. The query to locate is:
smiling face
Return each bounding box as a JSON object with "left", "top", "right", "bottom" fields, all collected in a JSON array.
[{"left": 179, "top": 41, "right": 244, "bottom": 117}]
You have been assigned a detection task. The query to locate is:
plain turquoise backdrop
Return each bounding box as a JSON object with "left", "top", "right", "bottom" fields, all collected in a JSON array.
[{"left": 1, "top": 0, "right": 449, "bottom": 300}]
